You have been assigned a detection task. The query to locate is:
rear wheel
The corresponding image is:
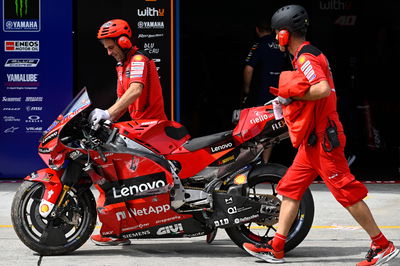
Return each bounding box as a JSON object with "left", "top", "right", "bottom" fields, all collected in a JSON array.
[
  {"left": 225, "top": 163, "right": 314, "bottom": 252},
  {"left": 11, "top": 181, "right": 97, "bottom": 255}
]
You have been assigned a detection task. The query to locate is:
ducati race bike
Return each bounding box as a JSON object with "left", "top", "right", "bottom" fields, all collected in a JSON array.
[{"left": 11, "top": 88, "right": 314, "bottom": 255}]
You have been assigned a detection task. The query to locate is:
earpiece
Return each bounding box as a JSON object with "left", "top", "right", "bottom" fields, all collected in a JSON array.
[
  {"left": 117, "top": 35, "right": 132, "bottom": 49},
  {"left": 278, "top": 30, "right": 290, "bottom": 46}
]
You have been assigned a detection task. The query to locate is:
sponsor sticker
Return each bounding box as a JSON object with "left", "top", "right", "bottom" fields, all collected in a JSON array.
[
  {"left": 137, "top": 21, "right": 164, "bottom": 29},
  {"left": 4, "top": 41, "right": 40, "bottom": 52},
  {"left": 5, "top": 58, "right": 40, "bottom": 67},
  {"left": 103, "top": 172, "right": 168, "bottom": 204},
  {"left": 3, "top": 0, "right": 41, "bottom": 32},
  {"left": 137, "top": 7, "right": 165, "bottom": 17},
  {"left": 210, "top": 142, "right": 234, "bottom": 153},
  {"left": 156, "top": 223, "right": 184, "bottom": 235}
]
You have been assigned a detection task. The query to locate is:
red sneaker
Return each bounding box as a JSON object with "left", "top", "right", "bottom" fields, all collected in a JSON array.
[
  {"left": 357, "top": 241, "right": 399, "bottom": 266},
  {"left": 90, "top": 234, "right": 131, "bottom": 246},
  {"left": 243, "top": 241, "right": 285, "bottom": 263}
]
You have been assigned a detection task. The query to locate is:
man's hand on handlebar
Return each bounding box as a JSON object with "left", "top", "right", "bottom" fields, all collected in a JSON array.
[{"left": 89, "top": 108, "right": 110, "bottom": 125}]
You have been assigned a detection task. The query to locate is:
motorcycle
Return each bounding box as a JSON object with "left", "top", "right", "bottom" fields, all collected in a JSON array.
[{"left": 11, "top": 88, "right": 314, "bottom": 255}]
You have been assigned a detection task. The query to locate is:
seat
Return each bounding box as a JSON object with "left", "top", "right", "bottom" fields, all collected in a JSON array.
[{"left": 183, "top": 130, "right": 233, "bottom": 151}]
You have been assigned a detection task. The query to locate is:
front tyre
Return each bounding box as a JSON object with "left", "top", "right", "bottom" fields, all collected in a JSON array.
[
  {"left": 11, "top": 181, "right": 97, "bottom": 255},
  {"left": 225, "top": 163, "right": 314, "bottom": 253}
]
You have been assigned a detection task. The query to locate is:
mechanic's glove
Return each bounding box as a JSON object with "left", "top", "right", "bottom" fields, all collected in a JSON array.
[
  {"left": 89, "top": 108, "right": 110, "bottom": 125},
  {"left": 277, "top": 96, "right": 293, "bottom": 106}
]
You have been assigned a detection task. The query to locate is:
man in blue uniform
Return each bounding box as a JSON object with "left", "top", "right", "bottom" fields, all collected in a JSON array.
[
  {"left": 243, "top": 18, "right": 287, "bottom": 107},
  {"left": 243, "top": 18, "right": 289, "bottom": 164}
]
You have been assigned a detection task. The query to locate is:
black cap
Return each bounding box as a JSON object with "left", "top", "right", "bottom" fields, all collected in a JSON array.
[{"left": 271, "top": 5, "right": 309, "bottom": 32}]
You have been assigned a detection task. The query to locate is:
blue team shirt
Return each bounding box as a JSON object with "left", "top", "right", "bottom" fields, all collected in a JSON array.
[{"left": 245, "top": 34, "right": 287, "bottom": 105}]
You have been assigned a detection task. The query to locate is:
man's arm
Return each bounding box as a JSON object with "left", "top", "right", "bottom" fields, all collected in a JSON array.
[
  {"left": 108, "top": 82, "right": 143, "bottom": 121},
  {"left": 243, "top": 65, "right": 254, "bottom": 95},
  {"left": 292, "top": 80, "right": 331, "bottom": 101}
]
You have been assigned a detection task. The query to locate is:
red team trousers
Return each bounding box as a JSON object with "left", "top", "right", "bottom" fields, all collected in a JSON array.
[{"left": 276, "top": 132, "right": 368, "bottom": 207}]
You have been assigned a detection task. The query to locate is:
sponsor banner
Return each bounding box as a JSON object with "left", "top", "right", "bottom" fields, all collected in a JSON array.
[
  {"left": 3, "top": 0, "right": 41, "bottom": 32},
  {"left": 133, "top": 0, "right": 172, "bottom": 118},
  {"left": 0, "top": 1, "right": 73, "bottom": 178}
]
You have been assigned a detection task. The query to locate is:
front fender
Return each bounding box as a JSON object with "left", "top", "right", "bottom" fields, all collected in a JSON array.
[{"left": 25, "top": 168, "right": 64, "bottom": 218}]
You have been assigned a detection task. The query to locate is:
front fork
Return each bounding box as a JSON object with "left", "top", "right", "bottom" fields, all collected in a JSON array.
[{"left": 25, "top": 161, "right": 82, "bottom": 218}]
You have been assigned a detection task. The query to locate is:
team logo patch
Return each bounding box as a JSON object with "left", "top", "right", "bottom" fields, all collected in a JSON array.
[
  {"left": 298, "top": 55, "right": 306, "bottom": 64},
  {"left": 130, "top": 61, "right": 144, "bottom": 78},
  {"left": 133, "top": 55, "right": 144, "bottom": 61},
  {"left": 300, "top": 60, "right": 316, "bottom": 82}
]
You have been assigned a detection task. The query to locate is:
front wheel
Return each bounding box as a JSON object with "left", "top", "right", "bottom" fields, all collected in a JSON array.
[
  {"left": 11, "top": 181, "right": 97, "bottom": 255},
  {"left": 225, "top": 163, "right": 314, "bottom": 252}
]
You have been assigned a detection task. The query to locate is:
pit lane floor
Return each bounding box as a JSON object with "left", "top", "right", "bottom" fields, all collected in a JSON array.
[{"left": 0, "top": 182, "right": 399, "bottom": 266}]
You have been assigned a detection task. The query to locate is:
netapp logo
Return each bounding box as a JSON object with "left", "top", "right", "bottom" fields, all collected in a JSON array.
[
  {"left": 210, "top": 142, "right": 234, "bottom": 153},
  {"left": 5, "top": 58, "right": 40, "bottom": 67},
  {"left": 156, "top": 223, "right": 184, "bottom": 235},
  {"left": 104, "top": 172, "right": 167, "bottom": 204},
  {"left": 130, "top": 204, "right": 170, "bottom": 216},
  {"left": 4, "top": 41, "right": 39, "bottom": 52}
]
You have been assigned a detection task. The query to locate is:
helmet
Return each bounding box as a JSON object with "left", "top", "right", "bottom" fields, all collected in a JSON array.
[
  {"left": 97, "top": 19, "right": 132, "bottom": 39},
  {"left": 271, "top": 5, "right": 309, "bottom": 33}
]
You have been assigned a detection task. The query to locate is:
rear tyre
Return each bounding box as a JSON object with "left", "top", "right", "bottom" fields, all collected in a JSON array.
[
  {"left": 11, "top": 181, "right": 97, "bottom": 255},
  {"left": 225, "top": 163, "right": 314, "bottom": 252}
]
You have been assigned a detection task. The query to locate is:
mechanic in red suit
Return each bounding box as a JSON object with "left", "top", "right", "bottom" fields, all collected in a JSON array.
[
  {"left": 89, "top": 19, "right": 167, "bottom": 126},
  {"left": 89, "top": 19, "right": 167, "bottom": 246},
  {"left": 243, "top": 5, "right": 398, "bottom": 266}
]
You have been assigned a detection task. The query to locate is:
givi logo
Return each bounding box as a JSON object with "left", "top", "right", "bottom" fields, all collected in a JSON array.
[{"left": 156, "top": 223, "right": 184, "bottom": 235}]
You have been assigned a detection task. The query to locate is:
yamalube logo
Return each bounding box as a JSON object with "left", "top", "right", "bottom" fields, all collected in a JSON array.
[
  {"left": 156, "top": 223, "right": 184, "bottom": 235},
  {"left": 3, "top": 0, "right": 41, "bottom": 32}
]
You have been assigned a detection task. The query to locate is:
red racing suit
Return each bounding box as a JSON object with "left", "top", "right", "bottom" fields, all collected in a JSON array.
[
  {"left": 276, "top": 41, "right": 367, "bottom": 207},
  {"left": 116, "top": 47, "right": 167, "bottom": 120}
]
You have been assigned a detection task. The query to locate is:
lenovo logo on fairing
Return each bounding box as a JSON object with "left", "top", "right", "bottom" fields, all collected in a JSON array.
[
  {"left": 103, "top": 172, "right": 168, "bottom": 205},
  {"left": 112, "top": 180, "right": 166, "bottom": 199},
  {"left": 156, "top": 223, "right": 184, "bottom": 235},
  {"left": 210, "top": 142, "right": 233, "bottom": 153}
]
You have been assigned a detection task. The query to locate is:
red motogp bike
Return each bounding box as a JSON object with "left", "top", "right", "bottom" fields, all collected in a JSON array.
[{"left": 11, "top": 88, "right": 314, "bottom": 255}]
